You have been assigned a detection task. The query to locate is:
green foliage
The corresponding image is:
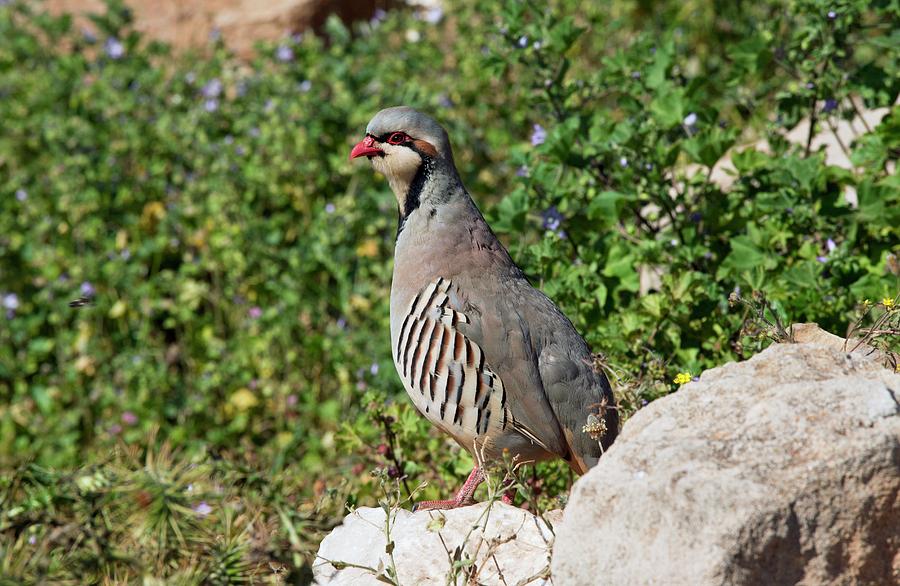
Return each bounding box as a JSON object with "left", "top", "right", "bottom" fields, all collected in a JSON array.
[{"left": 0, "top": 0, "right": 897, "bottom": 581}]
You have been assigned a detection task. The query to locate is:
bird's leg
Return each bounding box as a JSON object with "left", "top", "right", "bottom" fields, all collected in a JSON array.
[{"left": 413, "top": 467, "right": 484, "bottom": 511}]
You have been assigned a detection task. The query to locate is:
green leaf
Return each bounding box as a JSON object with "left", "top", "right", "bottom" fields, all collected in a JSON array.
[
  {"left": 717, "top": 236, "right": 778, "bottom": 279},
  {"left": 650, "top": 87, "right": 686, "bottom": 128},
  {"left": 586, "top": 191, "right": 632, "bottom": 225}
]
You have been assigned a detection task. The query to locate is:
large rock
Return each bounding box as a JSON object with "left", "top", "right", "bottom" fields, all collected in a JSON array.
[
  {"left": 45, "top": 0, "right": 384, "bottom": 57},
  {"left": 314, "top": 502, "right": 557, "bottom": 585},
  {"left": 552, "top": 343, "right": 900, "bottom": 585}
]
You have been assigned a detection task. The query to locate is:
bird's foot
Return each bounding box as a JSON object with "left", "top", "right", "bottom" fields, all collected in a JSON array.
[
  {"left": 412, "top": 496, "right": 476, "bottom": 512},
  {"left": 412, "top": 466, "right": 484, "bottom": 512}
]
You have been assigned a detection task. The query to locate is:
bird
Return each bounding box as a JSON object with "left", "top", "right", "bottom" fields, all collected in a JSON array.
[{"left": 349, "top": 106, "right": 618, "bottom": 511}]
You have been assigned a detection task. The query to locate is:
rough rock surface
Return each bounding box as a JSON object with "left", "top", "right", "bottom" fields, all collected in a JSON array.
[
  {"left": 46, "top": 0, "right": 384, "bottom": 56},
  {"left": 791, "top": 322, "right": 897, "bottom": 370},
  {"left": 552, "top": 343, "right": 900, "bottom": 586},
  {"left": 315, "top": 502, "right": 558, "bottom": 585}
]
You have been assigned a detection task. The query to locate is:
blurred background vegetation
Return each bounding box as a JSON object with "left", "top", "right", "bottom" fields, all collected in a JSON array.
[{"left": 0, "top": 0, "right": 897, "bottom": 582}]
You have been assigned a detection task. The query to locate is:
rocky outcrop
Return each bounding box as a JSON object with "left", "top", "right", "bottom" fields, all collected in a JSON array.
[
  {"left": 314, "top": 502, "right": 558, "bottom": 585},
  {"left": 314, "top": 343, "right": 899, "bottom": 585},
  {"left": 553, "top": 343, "right": 900, "bottom": 585},
  {"left": 45, "top": 0, "right": 386, "bottom": 56}
]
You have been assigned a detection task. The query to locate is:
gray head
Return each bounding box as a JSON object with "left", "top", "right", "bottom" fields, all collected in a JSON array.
[{"left": 350, "top": 106, "right": 460, "bottom": 216}]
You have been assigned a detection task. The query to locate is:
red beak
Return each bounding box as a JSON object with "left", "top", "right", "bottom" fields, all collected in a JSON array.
[{"left": 349, "top": 135, "right": 383, "bottom": 160}]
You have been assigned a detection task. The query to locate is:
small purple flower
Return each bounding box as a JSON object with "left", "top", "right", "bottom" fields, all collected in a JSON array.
[
  {"left": 641, "top": 399, "right": 648, "bottom": 406},
  {"left": 249, "top": 127, "right": 261, "bottom": 138},
  {"left": 202, "top": 78, "right": 222, "bottom": 99},
  {"left": 823, "top": 98, "right": 838, "bottom": 113},
  {"left": 336, "top": 317, "right": 347, "bottom": 329},
  {"left": 248, "top": 378, "right": 259, "bottom": 390},
  {"left": 121, "top": 248, "right": 131, "bottom": 260},
  {"left": 184, "top": 71, "right": 196, "bottom": 85},
  {"left": 826, "top": 238, "right": 837, "bottom": 253},
  {"left": 827, "top": 10, "right": 837, "bottom": 19},
  {"left": 28, "top": 535, "right": 37, "bottom": 545},
  {"left": 619, "top": 156, "right": 629, "bottom": 168},
  {"left": 276, "top": 45, "right": 294, "bottom": 62},
  {"left": 805, "top": 82, "right": 815, "bottom": 90},
  {"left": 80, "top": 281, "right": 96, "bottom": 298},
  {"left": 286, "top": 394, "right": 298, "bottom": 407},
  {"left": 516, "top": 165, "right": 529, "bottom": 177},
  {"left": 224, "top": 135, "right": 234, "bottom": 145},
  {"left": 817, "top": 255, "right": 828, "bottom": 263},
  {"left": 235, "top": 145, "right": 246, "bottom": 156},
  {"left": 297, "top": 80, "right": 312, "bottom": 93},
  {"left": 517, "top": 35, "right": 529, "bottom": 48},
  {"left": 16, "top": 189, "right": 27, "bottom": 202},
  {"left": 422, "top": 7, "right": 443, "bottom": 23},
  {"left": 104, "top": 38, "right": 125, "bottom": 59},
  {"left": 437, "top": 94, "right": 453, "bottom": 108},
  {"left": 370, "top": 362, "right": 379, "bottom": 376},
  {"left": 121, "top": 411, "right": 138, "bottom": 425},
  {"left": 82, "top": 28, "right": 97, "bottom": 44},
  {"left": 248, "top": 306, "right": 262, "bottom": 319},
  {"left": 109, "top": 423, "right": 122, "bottom": 435},
  {"left": 683, "top": 112, "right": 698, "bottom": 135},
  {"left": 193, "top": 501, "right": 213, "bottom": 517},
  {"left": 204, "top": 99, "right": 219, "bottom": 113},
  {"left": 2, "top": 293, "right": 19, "bottom": 311},
  {"left": 325, "top": 203, "right": 336, "bottom": 214},
  {"left": 631, "top": 71, "right": 642, "bottom": 79},
  {"left": 541, "top": 206, "right": 564, "bottom": 232},
  {"left": 689, "top": 211, "right": 702, "bottom": 223},
  {"left": 370, "top": 8, "right": 387, "bottom": 24},
  {"left": 530, "top": 124, "right": 546, "bottom": 146}
]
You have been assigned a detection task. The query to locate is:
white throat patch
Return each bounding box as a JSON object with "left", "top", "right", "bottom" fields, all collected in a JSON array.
[{"left": 371, "top": 143, "right": 423, "bottom": 210}]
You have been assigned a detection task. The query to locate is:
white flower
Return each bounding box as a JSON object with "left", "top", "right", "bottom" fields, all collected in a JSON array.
[{"left": 3, "top": 293, "right": 20, "bottom": 310}]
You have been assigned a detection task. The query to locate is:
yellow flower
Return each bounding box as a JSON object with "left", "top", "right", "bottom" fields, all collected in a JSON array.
[
  {"left": 674, "top": 372, "right": 692, "bottom": 385},
  {"left": 229, "top": 388, "right": 258, "bottom": 411},
  {"left": 883, "top": 297, "right": 895, "bottom": 309}
]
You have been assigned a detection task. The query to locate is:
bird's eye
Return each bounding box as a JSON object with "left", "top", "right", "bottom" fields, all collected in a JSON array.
[{"left": 387, "top": 132, "right": 409, "bottom": 145}]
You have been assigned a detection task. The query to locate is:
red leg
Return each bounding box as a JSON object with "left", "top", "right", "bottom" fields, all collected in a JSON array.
[{"left": 413, "top": 467, "right": 484, "bottom": 511}]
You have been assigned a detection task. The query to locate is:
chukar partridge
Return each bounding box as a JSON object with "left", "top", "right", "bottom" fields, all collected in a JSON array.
[{"left": 350, "top": 106, "right": 618, "bottom": 510}]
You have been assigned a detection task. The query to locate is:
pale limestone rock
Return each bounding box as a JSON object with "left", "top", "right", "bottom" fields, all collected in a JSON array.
[
  {"left": 552, "top": 343, "right": 900, "bottom": 585},
  {"left": 314, "top": 502, "right": 557, "bottom": 585}
]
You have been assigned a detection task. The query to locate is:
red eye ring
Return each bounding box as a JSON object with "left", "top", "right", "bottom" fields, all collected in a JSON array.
[{"left": 387, "top": 132, "right": 409, "bottom": 145}]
